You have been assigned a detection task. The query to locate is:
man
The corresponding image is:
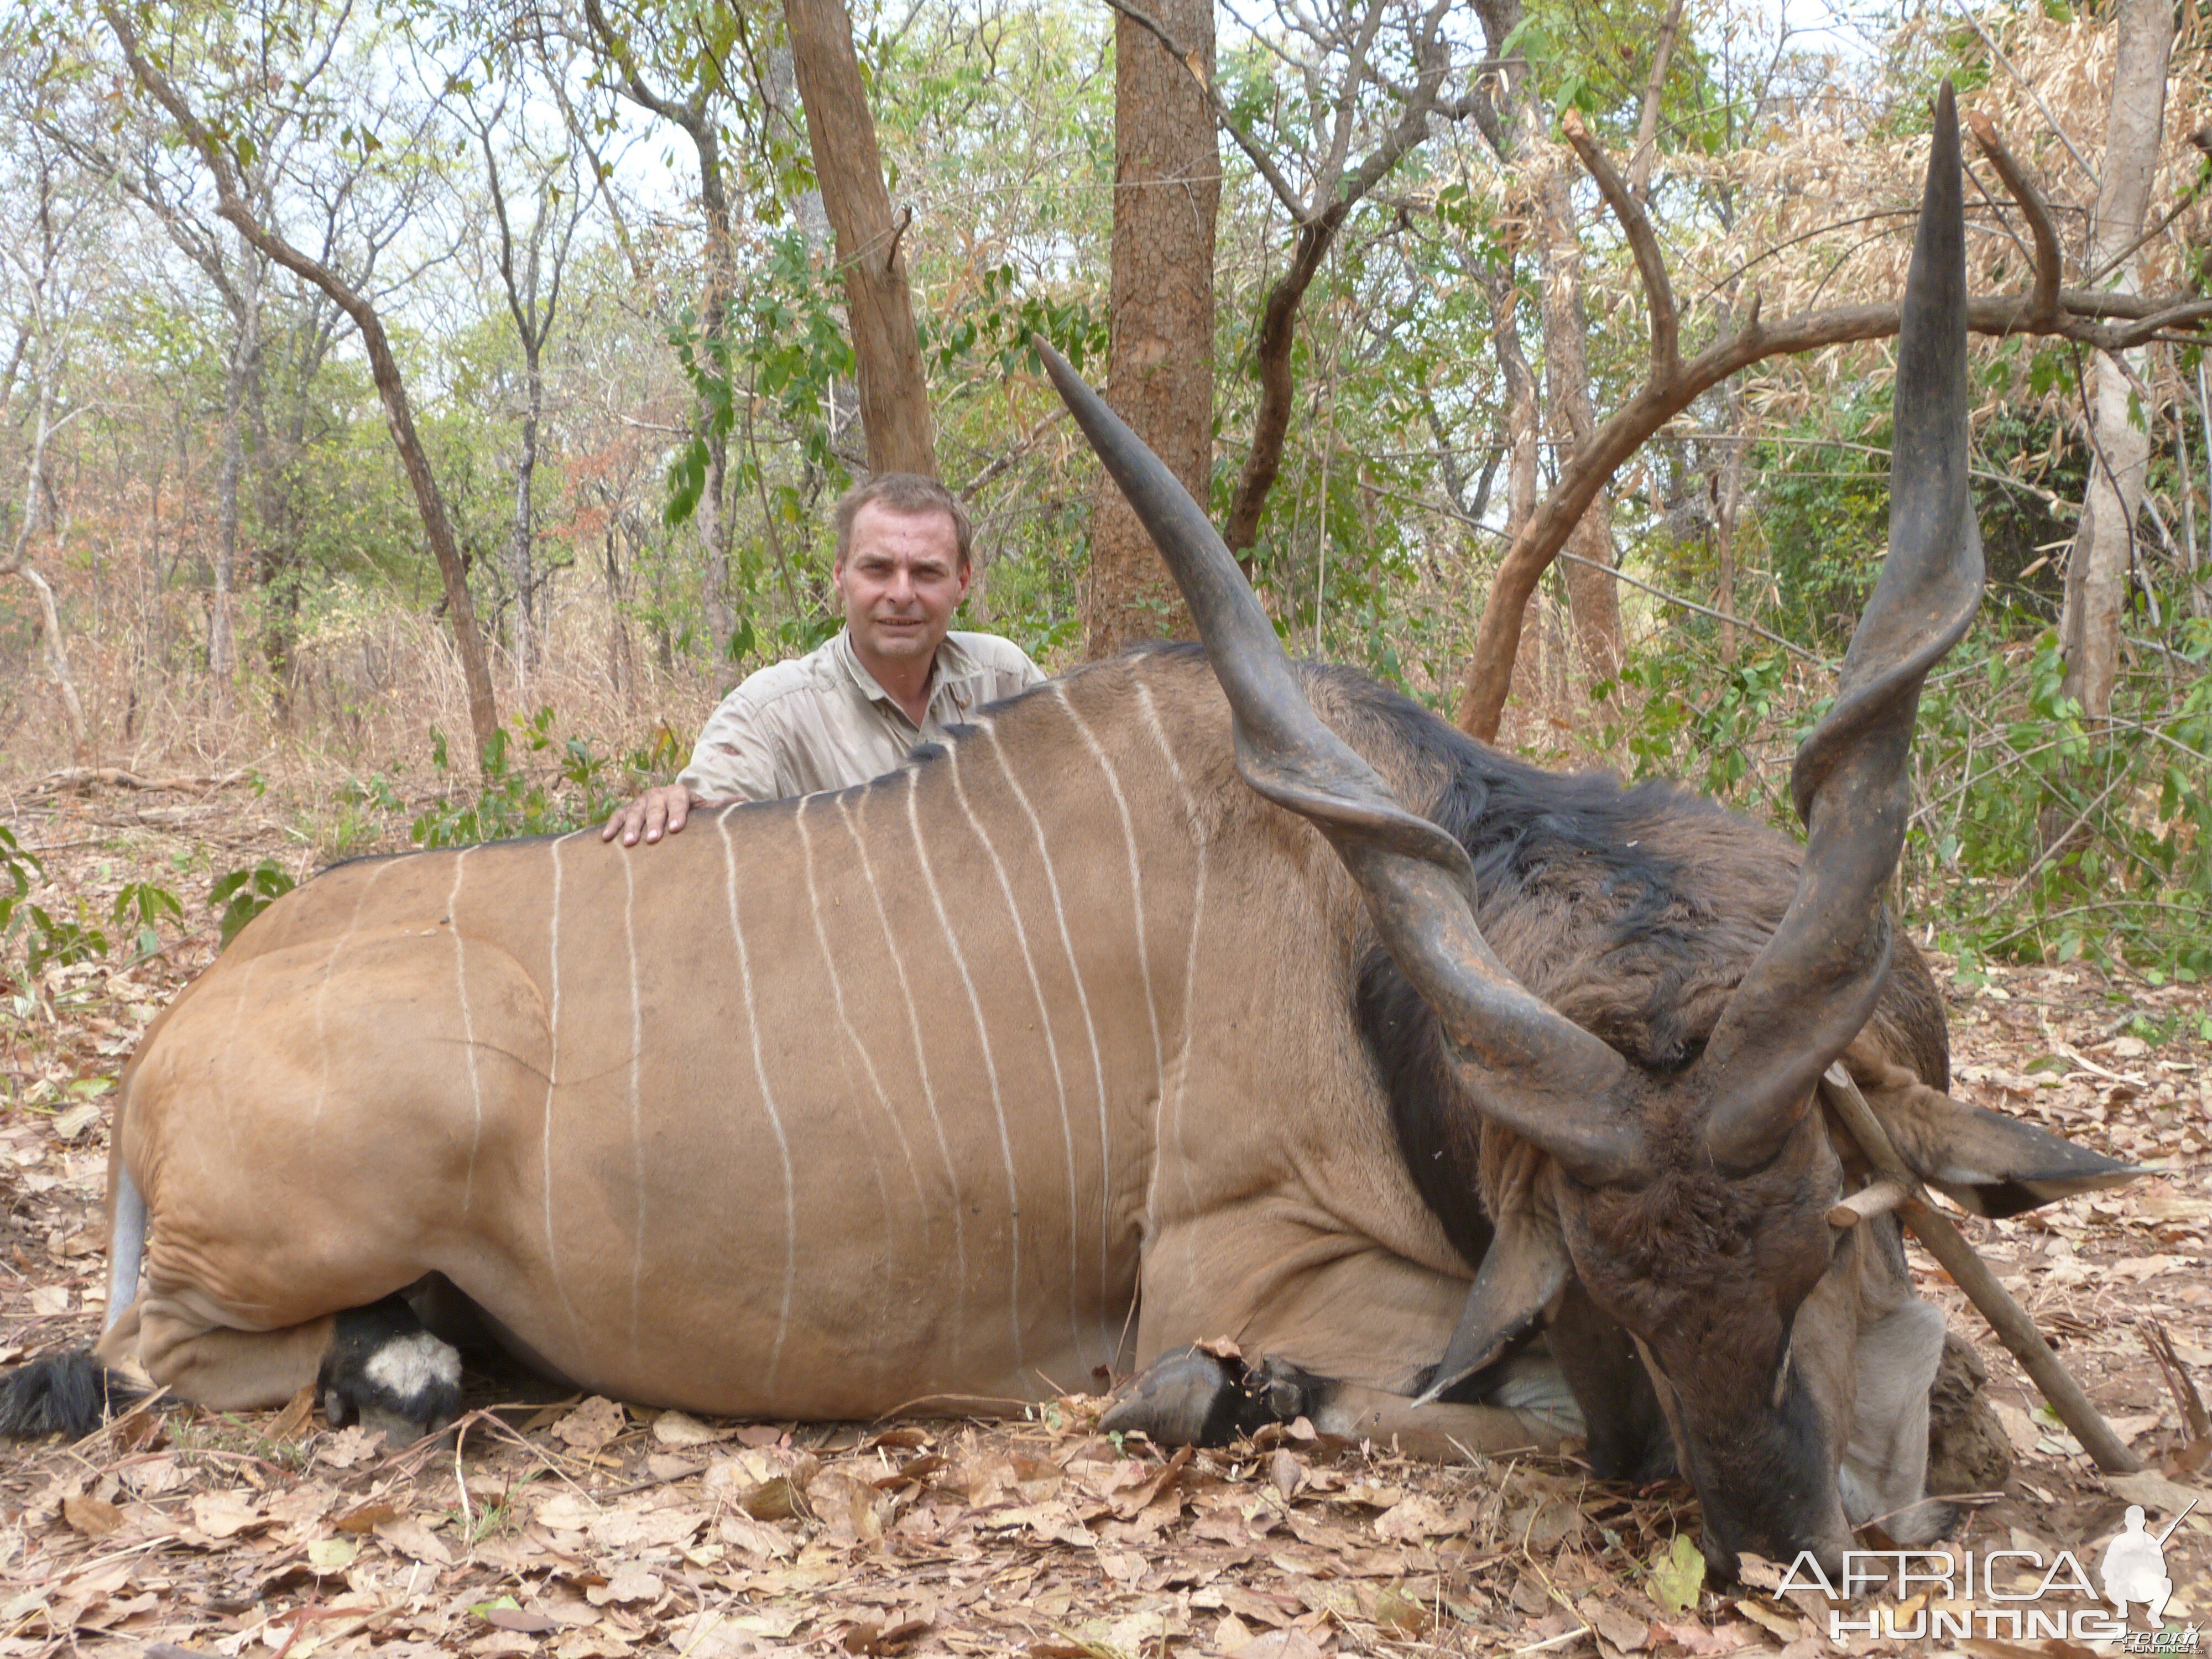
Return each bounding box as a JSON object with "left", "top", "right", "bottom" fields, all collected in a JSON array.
[{"left": 604, "top": 473, "right": 1044, "bottom": 844}]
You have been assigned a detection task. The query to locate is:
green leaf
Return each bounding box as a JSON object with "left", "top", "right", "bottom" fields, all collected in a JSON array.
[
  {"left": 1650, "top": 1533, "right": 1705, "bottom": 1615},
  {"left": 212, "top": 861, "right": 296, "bottom": 950}
]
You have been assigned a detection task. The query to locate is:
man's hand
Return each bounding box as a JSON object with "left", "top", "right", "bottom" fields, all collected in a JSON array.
[{"left": 604, "top": 783, "right": 701, "bottom": 847}]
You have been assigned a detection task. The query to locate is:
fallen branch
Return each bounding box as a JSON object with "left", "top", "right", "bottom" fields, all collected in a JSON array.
[
  {"left": 28, "top": 767, "right": 248, "bottom": 796},
  {"left": 1818, "top": 1063, "right": 2143, "bottom": 1475}
]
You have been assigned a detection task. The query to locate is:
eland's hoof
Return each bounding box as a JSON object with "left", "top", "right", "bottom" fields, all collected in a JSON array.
[
  {"left": 317, "top": 1298, "right": 462, "bottom": 1447},
  {"left": 1100, "top": 1345, "right": 1320, "bottom": 1447}
]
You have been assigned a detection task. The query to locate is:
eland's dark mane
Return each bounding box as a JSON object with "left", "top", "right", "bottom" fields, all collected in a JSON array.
[{"left": 1205, "top": 650, "right": 1959, "bottom": 1264}]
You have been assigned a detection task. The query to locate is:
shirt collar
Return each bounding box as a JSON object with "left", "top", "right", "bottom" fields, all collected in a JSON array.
[{"left": 831, "top": 627, "right": 979, "bottom": 722}]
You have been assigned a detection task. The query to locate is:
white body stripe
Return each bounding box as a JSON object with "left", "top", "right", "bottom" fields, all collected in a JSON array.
[
  {"left": 977, "top": 722, "right": 1117, "bottom": 1329},
  {"left": 1138, "top": 682, "right": 1212, "bottom": 1288},
  {"left": 837, "top": 789, "right": 968, "bottom": 1364},
  {"left": 540, "top": 833, "right": 584, "bottom": 1345},
  {"left": 795, "top": 799, "right": 925, "bottom": 1206},
  {"left": 906, "top": 776, "right": 1025, "bottom": 1374},
  {"left": 448, "top": 849, "right": 484, "bottom": 1214},
  {"left": 1053, "top": 685, "right": 1166, "bottom": 1238},
  {"left": 948, "top": 744, "right": 1087, "bottom": 1363},
  {"left": 715, "top": 810, "right": 799, "bottom": 1387},
  {"left": 794, "top": 800, "right": 904, "bottom": 1391}
]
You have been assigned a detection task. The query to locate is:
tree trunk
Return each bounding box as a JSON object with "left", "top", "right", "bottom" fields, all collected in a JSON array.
[
  {"left": 1530, "top": 157, "right": 1621, "bottom": 695},
  {"left": 21, "top": 563, "right": 88, "bottom": 758},
  {"left": 6, "top": 371, "right": 90, "bottom": 759},
  {"left": 352, "top": 305, "right": 500, "bottom": 767},
  {"left": 510, "top": 343, "right": 541, "bottom": 690},
  {"left": 1085, "top": 0, "right": 1218, "bottom": 658},
  {"left": 1712, "top": 416, "right": 1745, "bottom": 665},
  {"left": 211, "top": 289, "right": 252, "bottom": 693},
  {"left": 263, "top": 351, "right": 311, "bottom": 708},
  {"left": 1626, "top": 0, "right": 1684, "bottom": 201},
  {"left": 1488, "top": 269, "right": 1549, "bottom": 732},
  {"left": 784, "top": 0, "right": 937, "bottom": 478},
  {"left": 577, "top": 0, "right": 740, "bottom": 663},
  {"left": 2059, "top": 0, "right": 2174, "bottom": 719},
  {"left": 1222, "top": 210, "right": 1343, "bottom": 562},
  {"left": 604, "top": 520, "right": 637, "bottom": 711},
  {"left": 691, "top": 134, "right": 739, "bottom": 662}
]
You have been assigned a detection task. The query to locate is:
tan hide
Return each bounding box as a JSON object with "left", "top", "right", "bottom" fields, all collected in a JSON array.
[{"left": 100, "top": 655, "right": 1477, "bottom": 1416}]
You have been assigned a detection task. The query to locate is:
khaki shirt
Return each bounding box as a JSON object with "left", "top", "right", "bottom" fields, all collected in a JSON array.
[{"left": 680, "top": 628, "right": 1046, "bottom": 802}]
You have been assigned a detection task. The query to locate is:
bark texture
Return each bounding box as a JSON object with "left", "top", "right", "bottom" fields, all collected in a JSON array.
[
  {"left": 785, "top": 0, "right": 937, "bottom": 479},
  {"left": 1086, "top": 0, "right": 1218, "bottom": 657},
  {"left": 2059, "top": 0, "right": 2175, "bottom": 718},
  {"left": 1530, "top": 129, "right": 1621, "bottom": 694},
  {"left": 1488, "top": 269, "right": 1557, "bottom": 729}
]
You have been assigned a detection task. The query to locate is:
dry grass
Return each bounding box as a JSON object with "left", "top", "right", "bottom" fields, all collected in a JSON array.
[{"left": 3, "top": 587, "right": 732, "bottom": 872}]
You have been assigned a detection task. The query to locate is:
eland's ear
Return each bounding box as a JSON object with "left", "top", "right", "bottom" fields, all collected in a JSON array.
[
  {"left": 1413, "top": 1225, "right": 1571, "bottom": 1406},
  {"left": 1848, "top": 1064, "right": 2144, "bottom": 1219},
  {"left": 1414, "top": 1145, "right": 1572, "bottom": 1406}
]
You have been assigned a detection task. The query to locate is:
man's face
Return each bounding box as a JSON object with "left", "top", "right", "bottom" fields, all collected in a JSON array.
[{"left": 833, "top": 502, "right": 970, "bottom": 669}]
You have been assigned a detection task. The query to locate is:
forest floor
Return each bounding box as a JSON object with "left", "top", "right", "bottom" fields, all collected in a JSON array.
[{"left": 2, "top": 773, "right": 2210, "bottom": 1659}]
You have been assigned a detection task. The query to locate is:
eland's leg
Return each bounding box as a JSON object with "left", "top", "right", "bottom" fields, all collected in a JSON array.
[
  {"left": 103, "top": 1285, "right": 460, "bottom": 1444},
  {"left": 317, "top": 1295, "right": 463, "bottom": 1443},
  {"left": 1101, "top": 1344, "right": 1566, "bottom": 1458}
]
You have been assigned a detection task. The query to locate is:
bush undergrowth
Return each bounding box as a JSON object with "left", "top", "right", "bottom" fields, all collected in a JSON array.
[{"left": 1599, "top": 617, "right": 2212, "bottom": 987}]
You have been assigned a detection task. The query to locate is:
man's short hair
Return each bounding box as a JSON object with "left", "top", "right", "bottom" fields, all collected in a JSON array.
[{"left": 832, "top": 473, "right": 974, "bottom": 569}]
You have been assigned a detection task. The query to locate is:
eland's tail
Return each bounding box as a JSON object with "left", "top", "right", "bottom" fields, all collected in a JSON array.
[{"left": 0, "top": 1107, "right": 150, "bottom": 1439}]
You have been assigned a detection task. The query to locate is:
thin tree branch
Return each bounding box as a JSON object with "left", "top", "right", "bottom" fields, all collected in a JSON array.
[
  {"left": 1337, "top": 0, "right": 1459, "bottom": 205},
  {"left": 1457, "top": 274, "right": 2207, "bottom": 741},
  {"left": 1626, "top": 0, "right": 1684, "bottom": 201},
  {"left": 580, "top": 0, "right": 707, "bottom": 137},
  {"left": 1948, "top": 0, "right": 2096, "bottom": 186},
  {"left": 1315, "top": 0, "right": 1391, "bottom": 201},
  {"left": 2082, "top": 174, "right": 2209, "bottom": 290},
  {"left": 1966, "top": 112, "right": 2060, "bottom": 330},
  {"left": 1561, "top": 108, "right": 1678, "bottom": 382},
  {"left": 1820, "top": 1066, "right": 2142, "bottom": 1476},
  {"left": 1556, "top": 548, "right": 1824, "bottom": 664},
  {"left": 1420, "top": 487, "right": 1832, "bottom": 666}
]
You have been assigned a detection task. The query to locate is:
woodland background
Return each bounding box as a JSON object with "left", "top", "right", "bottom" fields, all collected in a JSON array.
[{"left": 0, "top": 0, "right": 2209, "bottom": 988}]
